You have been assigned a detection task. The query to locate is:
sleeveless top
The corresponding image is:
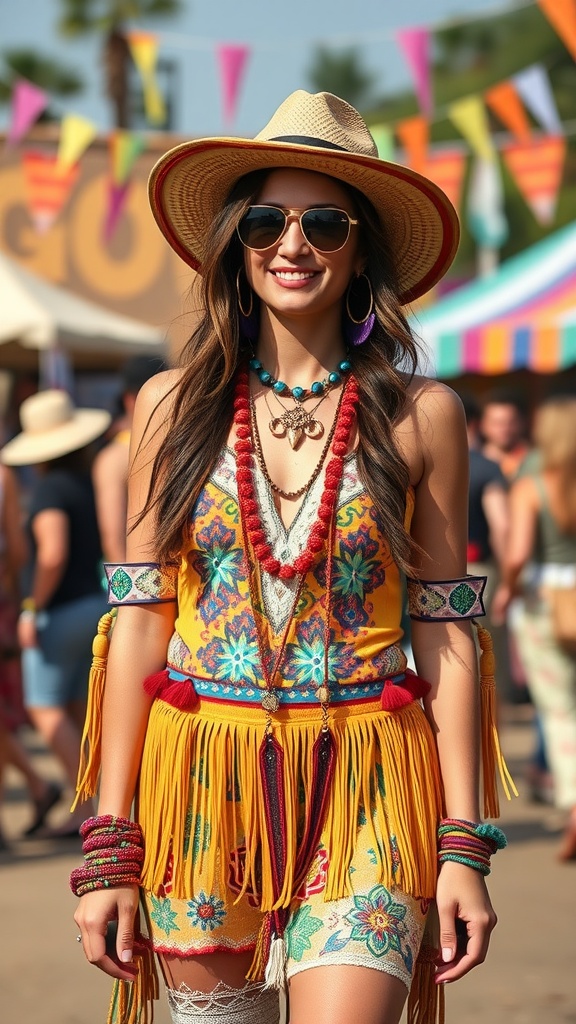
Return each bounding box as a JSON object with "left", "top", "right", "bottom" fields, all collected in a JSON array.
[
  {"left": 167, "top": 449, "right": 410, "bottom": 689},
  {"left": 533, "top": 474, "right": 576, "bottom": 566}
]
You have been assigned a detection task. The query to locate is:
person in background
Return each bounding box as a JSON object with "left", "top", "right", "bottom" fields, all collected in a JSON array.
[
  {"left": 0, "top": 462, "right": 62, "bottom": 845},
  {"left": 492, "top": 396, "right": 576, "bottom": 860},
  {"left": 460, "top": 393, "right": 512, "bottom": 702},
  {"left": 92, "top": 356, "right": 166, "bottom": 563},
  {"left": 0, "top": 390, "right": 111, "bottom": 837},
  {"left": 480, "top": 389, "right": 532, "bottom": 482}
]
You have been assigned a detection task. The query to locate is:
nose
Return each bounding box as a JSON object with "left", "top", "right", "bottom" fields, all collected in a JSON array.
[{"left": 277, "top": 214, "right": 310, "bottom": 256}]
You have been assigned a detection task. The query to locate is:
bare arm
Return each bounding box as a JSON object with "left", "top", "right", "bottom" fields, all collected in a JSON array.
[
  {"left": 1, "top": 466, "right": 28, "bottom": 587},
  {"left": 92, "top": 442, "right": 130, "bottom": 563},
  {"left": 491, "top": 477, "right": 538, "bottom": 624},
  {"left": 74, "top": 369, "right": 182, "bottom": 978},
  {"left": 406, "top": 382, "right": 496, "bottom": 983},
  {"left": 18, "top": 507, "right": 69, "bottom": 650}
]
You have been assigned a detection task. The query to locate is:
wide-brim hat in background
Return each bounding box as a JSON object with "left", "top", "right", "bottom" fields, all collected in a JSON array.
[
  {"left": 149, "top": 90, "right": 460, "bottom": 305},
  {"left": 1, "top": 389, "right": 111, "bottom": 466}
]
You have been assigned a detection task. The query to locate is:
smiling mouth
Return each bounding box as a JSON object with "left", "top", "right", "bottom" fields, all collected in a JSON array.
[{"left": 271, "top": 270, "right": 317, "bottom": 281}]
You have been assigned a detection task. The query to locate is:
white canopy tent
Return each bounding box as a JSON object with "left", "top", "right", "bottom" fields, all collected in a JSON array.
[{"left": 0, "top": 252, "right": 165, "bottom": 357}]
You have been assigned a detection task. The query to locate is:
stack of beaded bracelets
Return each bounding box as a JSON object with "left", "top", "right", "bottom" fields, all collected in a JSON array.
[
  {"left": 438, "top": 818, "right": 507, "bottom": 876},
  {"left": 70, "top": 815, "right": 144, "bottom": 897}
]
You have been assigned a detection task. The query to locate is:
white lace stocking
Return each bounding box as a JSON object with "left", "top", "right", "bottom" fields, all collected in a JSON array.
[{"left": 166, "top": 979, "right": 281, "bottom": 1024}]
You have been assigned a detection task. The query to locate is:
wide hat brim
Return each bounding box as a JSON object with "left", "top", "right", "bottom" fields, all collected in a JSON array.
[
  {"left": 1, "top": 409, "right": 111, "bottom": 466},
  {"left": 149, "top": 137, "right": 460, "bottom": 304}
]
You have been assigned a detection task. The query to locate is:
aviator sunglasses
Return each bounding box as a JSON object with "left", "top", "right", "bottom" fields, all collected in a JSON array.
[{"left": 237, "top": 205, "right": 359, "bottom": 254}]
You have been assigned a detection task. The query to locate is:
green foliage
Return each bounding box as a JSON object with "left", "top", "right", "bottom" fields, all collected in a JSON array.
[
  {"left": 58, "top": 0, "right": 182, "bottom": 35},
  {"left": 0, "top": 48, "right": 83, "bottom": 105},
  {"left": 307, "top": 46, "right": 378, "bottom": 110}
]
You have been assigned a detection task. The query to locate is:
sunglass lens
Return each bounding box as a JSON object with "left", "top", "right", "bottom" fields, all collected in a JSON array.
[
  {"left": 238, "top": 207, "right": 285, "bottom": 249},
  {"left": 301, "top": 209, "right": 350, "bottom": 251}
]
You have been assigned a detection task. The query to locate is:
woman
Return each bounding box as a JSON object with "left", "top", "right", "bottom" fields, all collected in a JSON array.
[
  {"left": 70, "top": 92, "right": 507, "bottom": 1024},
  {"left": 1, "top": 390, "right": 110, "bottom": 837},
  {"left": 493, "top": 396, "right": 576, "bottom": 861}
]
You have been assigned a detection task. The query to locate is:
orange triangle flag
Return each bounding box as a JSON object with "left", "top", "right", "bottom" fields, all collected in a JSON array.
[
  {"left": 395, "top": 115, "right": 428, "bottom": 174},
  {"left": 21, "top": 151, "right": 79, "bottom": 234},
  {"left": 538, "top": 0, "right": 576, "bottom": 61},
  {"left": 501, "top": 136, "right": 566, "bottom": 225},
  {"left": 485, "top": 81, "right": 532, "bottom": 143},
  {"left": 423, "top": 149, "right": 467, "bottom": 215}
]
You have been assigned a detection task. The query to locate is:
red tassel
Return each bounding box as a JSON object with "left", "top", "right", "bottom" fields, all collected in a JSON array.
[
  {"left": 380, "top": 672, "right": 431, "bottom": 711},
  {"left": 143, "top": 669, "right": 199, "bottom": 710}
]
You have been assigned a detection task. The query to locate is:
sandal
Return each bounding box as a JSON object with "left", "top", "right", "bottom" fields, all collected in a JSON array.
[{"left": 22, "top": 781, "right": 63, "bottom": 838}]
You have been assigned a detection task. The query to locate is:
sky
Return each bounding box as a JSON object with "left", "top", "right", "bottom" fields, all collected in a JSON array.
[{"left": 0, "top": 0, "right": 519, "bottom": 137}]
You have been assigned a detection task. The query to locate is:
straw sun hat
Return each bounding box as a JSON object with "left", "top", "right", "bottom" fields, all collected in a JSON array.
[
  {"left": 1, "top": 390, "right": 111, "bottom": 466},
  {"left": 149, "top": 90, "right": 460, "bottom": 304}
]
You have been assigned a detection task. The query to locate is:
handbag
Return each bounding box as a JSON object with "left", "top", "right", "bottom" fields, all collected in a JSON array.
[{"left": 549, "top": 586, "right": 576, "bottom": 656}]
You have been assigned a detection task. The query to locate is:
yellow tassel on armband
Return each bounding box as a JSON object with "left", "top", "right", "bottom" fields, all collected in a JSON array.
[
  {"left": 72, "top": 608, "right": 117, "bottom": 809},
  {"left": 474, "top": 621, "right": 518, "bottom": 818}
]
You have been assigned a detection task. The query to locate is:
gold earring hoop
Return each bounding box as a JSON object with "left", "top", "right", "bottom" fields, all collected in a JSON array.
[
  {"left": 346, "top": 272, "right": 374, "bottom": 324},
  {"left": 236, "top": 267, "right": 254, "bottom": 318}
]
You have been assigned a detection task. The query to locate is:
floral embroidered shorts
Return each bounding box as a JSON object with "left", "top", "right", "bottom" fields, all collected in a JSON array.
[{"left": 144, "top": 814, "right": 429, "bottom": 990}]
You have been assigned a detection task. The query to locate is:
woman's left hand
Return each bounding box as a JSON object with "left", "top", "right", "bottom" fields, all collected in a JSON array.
[{"left": 434, "top": 860, "right": 497, "bottom": 984}]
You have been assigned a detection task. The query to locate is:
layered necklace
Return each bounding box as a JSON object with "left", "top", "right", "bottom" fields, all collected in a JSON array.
[
  {"left": 233, "top": 367, "right": 359, "bottom": 581},
  {"left": 249, "top": 355, "right": 352, "bottom": 450}
]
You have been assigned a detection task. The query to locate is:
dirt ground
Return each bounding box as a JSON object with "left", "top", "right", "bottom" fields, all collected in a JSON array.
[{"left": 1, "top": 705, "right": 574, "bottom": 1024}]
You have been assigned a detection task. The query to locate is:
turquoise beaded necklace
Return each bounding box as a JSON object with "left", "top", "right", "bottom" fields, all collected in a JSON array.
[{"left": 248, "top": 356, "right": 352, "bottom": 401}]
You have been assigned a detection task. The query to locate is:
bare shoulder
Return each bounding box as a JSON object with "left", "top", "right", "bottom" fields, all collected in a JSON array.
[
  {"left": 136, "top": 367, "right": 184, "bottom": 412},
  {"left": 395, "top": 374, "right": 465, "bottom": 484},
  {"left": 130, "top": 368, "right": 184, "bottom": 462}
]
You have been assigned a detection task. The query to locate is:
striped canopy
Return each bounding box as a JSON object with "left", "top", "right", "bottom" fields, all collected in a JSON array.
[{"left": 413, "top": 221, "right": 576, "bottom": 377}]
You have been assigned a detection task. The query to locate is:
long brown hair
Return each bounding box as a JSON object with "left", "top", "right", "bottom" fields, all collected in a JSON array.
[
  {"left": 138, "top": 170, "right": 420, "bottom": 570},
  {"left": 533, "top": 396, "right": 576, "bottom": 533}
]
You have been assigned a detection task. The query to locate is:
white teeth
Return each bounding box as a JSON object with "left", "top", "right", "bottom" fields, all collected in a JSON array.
[{"left": 273, "top": 271, "right": 315, "bottom": 280}]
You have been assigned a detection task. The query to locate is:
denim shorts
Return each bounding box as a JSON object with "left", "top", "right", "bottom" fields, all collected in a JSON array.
[{"left": 22, "top": 592, "right": 108, "bottom": 708}]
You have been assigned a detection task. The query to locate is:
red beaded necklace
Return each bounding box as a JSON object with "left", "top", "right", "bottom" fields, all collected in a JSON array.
[{"left": 233, "top": 367, "right": 359, "bottom": 580}]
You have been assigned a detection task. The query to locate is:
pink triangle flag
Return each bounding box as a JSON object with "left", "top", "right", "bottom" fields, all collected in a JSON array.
[
  {"left": 217, "top": 44, "right": 250, "bottom": 126},
  {"left": 103, "top": 180, "right": 130, "bottom": 244},
  {"left": 7, "top": 79, "right": 49, "bottom": 146},
  {"left": 397, "top": 27, "right": 432, "bottom": 115}
]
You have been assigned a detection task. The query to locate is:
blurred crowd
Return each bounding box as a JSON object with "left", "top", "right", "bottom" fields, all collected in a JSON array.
[
  {"left": 0, "top": 371, "right": 575, "bottom": 864},
  {"left": 0, "top": 356, "right": 165, "bottom": 849}
]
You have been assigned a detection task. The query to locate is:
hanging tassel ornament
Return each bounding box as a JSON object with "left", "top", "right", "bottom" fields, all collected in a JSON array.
[
  {"left": 474, "top": 621, "right": 518, "bottom": 818},
  {"left": 73, "top": 608, "right": 117, "bottom": 807}
]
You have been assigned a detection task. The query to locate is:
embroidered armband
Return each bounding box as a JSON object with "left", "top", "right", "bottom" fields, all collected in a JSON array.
[
  {"left": 406, "top": 575, "right": 486, "bottom": 622},
  {"left": 104, "top": 562, "right": 178, "bottom": 606}
]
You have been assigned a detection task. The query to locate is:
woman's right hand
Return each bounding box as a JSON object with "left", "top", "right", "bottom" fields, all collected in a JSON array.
[{"left": 74, "top": 885, "right": 140, "bottom": 981}]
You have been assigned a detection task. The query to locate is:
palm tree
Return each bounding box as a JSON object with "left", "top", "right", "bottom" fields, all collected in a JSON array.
[
  {"left": 58, "top": 0, "right": 181, "bottom": 128},
  {"left": 0, "top": 49, "right": 83, "bottom": 111}
]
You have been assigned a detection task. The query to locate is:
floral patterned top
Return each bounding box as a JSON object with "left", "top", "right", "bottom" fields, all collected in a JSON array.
[{"left": 166, "top": 449, "right": 410, "bottom": 691}]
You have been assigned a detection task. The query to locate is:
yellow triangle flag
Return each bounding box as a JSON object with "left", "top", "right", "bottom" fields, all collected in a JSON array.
[
  {"left": 109, "top": 130, "right": 146, "bottom": 186},
  {"left": 448, "top": 95, "right": 496, "bottom": 162},
  {"left": 127, "top": 31, "right": 166, "bottom": 126},
  {"left": 57, "top": 114, "right": 98, "bottom": 171}
]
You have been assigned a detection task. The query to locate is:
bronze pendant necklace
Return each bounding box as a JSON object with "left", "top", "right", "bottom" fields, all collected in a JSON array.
[{"left": 264, "top": 390, "right": 328, "bottom": 450}]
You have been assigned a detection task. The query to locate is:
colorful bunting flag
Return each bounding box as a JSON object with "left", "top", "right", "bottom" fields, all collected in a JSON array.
[
  {"left": 467, "top": 157, "right": 508, "bottom": 250},
  {"left": 127, "top": 31, "right": 166, "bottom": 126},
  {"left": 396, "top": 27, "right": 432, "bottom": 115},
  {"left": 448, "top": 95, "right": 496, "bottom": 162},
  {"left": 103, "top": 181, "right": 131, "bottom": 243},
  {"left": 217, "top": 44, "right": 251, "bottom": 126},
  {"left": 21, "top": 151, "right": 79, "bottom": 233},
  {"left": 109, "top": 130, "right": 146, "bottom": 186},
  {"left": 370, "top": 124, "right": 395, "bottom": 161},
  {"left": 395, "top": 115, "right": 428, "bottom": 174},
  {"left": 501, "top": 136, "right": 567, "bottom": 225},
  {"left": 57, "top": 113, "right": 98, "bottom": 171},
  {"left": 484, "top": 81, "right": 531, "bottom": 143},
  {"left": 537, "top": 0, "right": 576, "bottom": 61},
  {"left": 512, "top": 65, "right": 562, "bottom": 135},
  {"left": 7, "top": 79, "right": 49, "bottom": 147},
  {"left": 423, "top": 149, "right": 467, "bottom": 215}
]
